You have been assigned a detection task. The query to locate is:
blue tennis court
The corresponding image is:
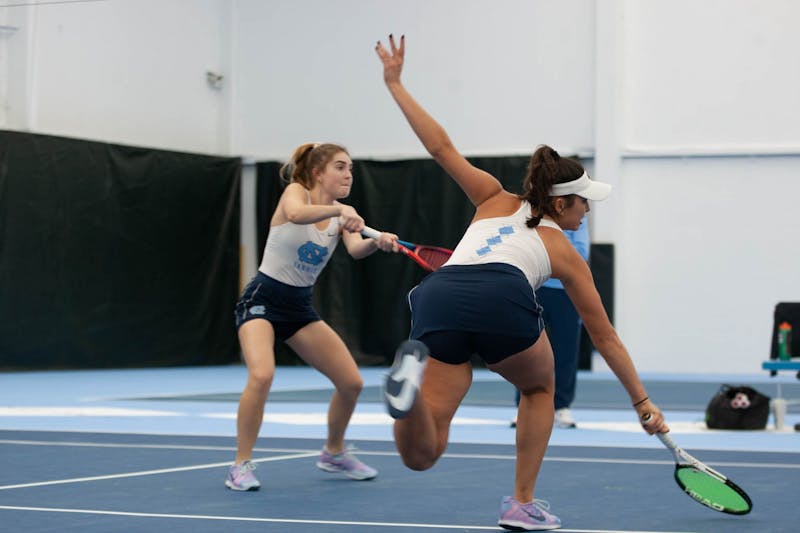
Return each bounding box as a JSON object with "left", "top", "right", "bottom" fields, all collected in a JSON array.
[{"left": 1, "top": 366, "right": 798, "bottom": 532}]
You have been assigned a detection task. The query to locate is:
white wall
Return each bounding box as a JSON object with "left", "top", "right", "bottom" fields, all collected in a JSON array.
[
  {"left": 2, "top": 0, "right": 800, "bottom": 373},
  {"left": 232, "top": 0, "right": 595, "bottom": 159},
  {"left": 606, "top": 0, "right": 800, "bottom": 372},
  {"left": 618, "top": 155, "right": 800, "bottom": 372},
  {"left": 1, "top": 0, "right": 233, "bottom": 154},
  {"left": 623, "top": 0, "right": 800, "bottom": 153}
]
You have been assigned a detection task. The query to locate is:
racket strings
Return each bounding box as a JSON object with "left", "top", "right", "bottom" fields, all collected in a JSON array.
[
  {"left": 676, "top": 467, "right": 752, "bottom": 514},
  {"left": 416, "top": 247, "right": 452, "bottom": 270}
]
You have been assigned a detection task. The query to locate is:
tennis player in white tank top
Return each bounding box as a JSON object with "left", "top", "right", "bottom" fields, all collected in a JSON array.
[
  {"left": 375, "top": 35, "right": 670, "bottom": 531},
  {"left": 227, "top": 143, "right": 398, "bottom": 492}
]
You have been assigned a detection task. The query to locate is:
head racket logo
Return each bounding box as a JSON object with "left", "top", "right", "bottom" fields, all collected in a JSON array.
[{"left": 684, "top": 486, "right": 725, "bottom": 512}]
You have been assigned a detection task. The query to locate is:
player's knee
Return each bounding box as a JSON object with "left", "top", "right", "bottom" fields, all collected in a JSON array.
[
  {"left": 248, "top": 369, "right": 274, "bottom": 389},
  {"left": 402, "top": 453, "right": 437, "bottom": 471},
  {"left": 399, "top": 441, "right": 442, "bottom": 471},
  {"left": 518, "top": 382, "right": 552, "bottom": 398},
  {"left": 337, "top": 377, "right": 364, "bottom": 399}
]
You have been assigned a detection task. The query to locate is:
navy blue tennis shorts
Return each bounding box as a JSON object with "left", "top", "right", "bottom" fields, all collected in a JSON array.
[
  {"left": 235, "top": 271, "right": 320, "bottom": 341},
  {"left": 408, "top": 263, "right": 544, "bottom": 365}
]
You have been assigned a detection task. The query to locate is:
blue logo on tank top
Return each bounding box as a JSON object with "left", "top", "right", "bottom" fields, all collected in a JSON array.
[
  {"left": 297, "top": 241, "right": 328, "bottom": 266},
  {"left": 476, "top": 225, "right": 515, "bottom": 256}
]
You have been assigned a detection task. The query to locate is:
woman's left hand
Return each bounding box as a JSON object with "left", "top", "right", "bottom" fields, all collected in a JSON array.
[
  {"left": 375, "top": 34, "right": 405, "bottom": 86},
  {"left": 376, "top": 232, "right": 399, "bottom": 252}
]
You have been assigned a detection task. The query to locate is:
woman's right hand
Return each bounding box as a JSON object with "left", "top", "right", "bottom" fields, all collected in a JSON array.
[
  {"left": 638, "top": 401, "right": 669, "bottom": 435},
  {"left": 375, "top": 34, "right": 405, "bottom": 85},
  {"left": 339, "top": 204, "right": 365, "bottom": 234}
]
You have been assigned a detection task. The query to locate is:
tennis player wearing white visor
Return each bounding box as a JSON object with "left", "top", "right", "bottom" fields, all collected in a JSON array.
[{"left": 377, "top": 33, "right": 668, "bottom": 531}]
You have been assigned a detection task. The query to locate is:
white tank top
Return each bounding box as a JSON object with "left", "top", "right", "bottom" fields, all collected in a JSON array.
[
  {"left": 444, "top": 201, "right": 561, "bottom": 290},
  {"left": 258, "top": 217, "right": 341, "bottom": 287}
]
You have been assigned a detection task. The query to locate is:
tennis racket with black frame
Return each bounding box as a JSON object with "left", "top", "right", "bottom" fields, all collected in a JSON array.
[
  {"left": 647, "top": 422, "right": 752, "bottom": 515},
  {"left": 361, "top": 226, "right": 453, "bottom": 272}
]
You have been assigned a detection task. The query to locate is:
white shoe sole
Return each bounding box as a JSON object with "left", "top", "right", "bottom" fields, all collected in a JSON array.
[
  {"left": 383, "top": 340, "right": 428, "bottom": 419},
  {"left": 225, "top": 480, "right": 260, "bottom": 491}
]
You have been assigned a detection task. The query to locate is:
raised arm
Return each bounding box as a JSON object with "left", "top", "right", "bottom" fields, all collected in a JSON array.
[{"left": 375, "top": 35, "right": 502, "bottom": 208}]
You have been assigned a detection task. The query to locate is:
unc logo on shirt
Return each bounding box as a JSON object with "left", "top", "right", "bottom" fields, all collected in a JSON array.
[
  {"left": 476, "top": 225, "right": 515, "bottom": 256},
  {"left": 297, "top": 240, "right": 329, "bottom": 266}
]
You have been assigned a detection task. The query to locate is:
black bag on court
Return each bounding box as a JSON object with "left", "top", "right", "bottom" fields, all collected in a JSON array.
[{"left": 705, "top": 384, "right": 770, "bottom": 430}]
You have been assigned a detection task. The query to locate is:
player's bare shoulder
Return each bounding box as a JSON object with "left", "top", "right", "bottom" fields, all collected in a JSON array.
[
  {"left": 536, "top": 224, "right": 578, "bottom": 279},
  {"left": 535, "top": 222, "right": 567, "bottom": 249},
  {"left": 473, "top": 190, "right": 522, "bottom": 220}
]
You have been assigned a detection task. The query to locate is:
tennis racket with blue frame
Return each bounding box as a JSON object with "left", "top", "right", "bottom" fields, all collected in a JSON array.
[{"left": 361, "top": 226, "right": 452, "bottom": 272}]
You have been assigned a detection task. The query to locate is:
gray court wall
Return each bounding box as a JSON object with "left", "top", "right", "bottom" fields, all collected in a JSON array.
[{"left": 2, "top": 0, "right": 799, "bottom": 372}]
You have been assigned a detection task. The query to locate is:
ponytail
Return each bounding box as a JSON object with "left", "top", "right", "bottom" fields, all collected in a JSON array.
[
  {"left": 521, "top": 145, "right": 584, "bottom": 228},
  {"left": 279, "top": 143, "right": 317, "bottom": 188},
  {"left": 279, "top": 143, "right": 349, "bottom": 189}
]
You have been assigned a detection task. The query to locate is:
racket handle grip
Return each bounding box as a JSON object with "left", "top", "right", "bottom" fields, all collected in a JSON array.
[
  {"left": 642, "top": 413, "right": 676, "bottom": 448},
  {"left": 655, "top": 431, "right": 677, "bottom": 449},
  {"left": 361, "top": 226, "right": 382, "bottom": 240},
  {"left": 360, "top": 226, "right": 415, "bottom": 249}
]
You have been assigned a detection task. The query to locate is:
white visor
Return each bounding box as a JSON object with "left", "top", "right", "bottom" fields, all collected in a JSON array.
[{"left": 549, "top": 172, "right": 611, "bottom": 201}]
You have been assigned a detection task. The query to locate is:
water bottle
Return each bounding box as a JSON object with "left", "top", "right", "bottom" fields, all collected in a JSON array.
[{"left": 777, "top": 321, "right": 792, "bottom": 360}]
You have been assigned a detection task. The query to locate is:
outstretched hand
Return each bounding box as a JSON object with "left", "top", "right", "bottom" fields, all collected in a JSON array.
[
  {"left": 639, "top": 402, "right": 670, "bottom": 435},
  {"left": 375, "top": 34, "right": 405, "bottom": 85}
]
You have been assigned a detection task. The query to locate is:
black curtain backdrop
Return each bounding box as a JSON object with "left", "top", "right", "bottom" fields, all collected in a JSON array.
[
  {"left": 255, "top": 155, "right": 613, "bottom": 367},
  {"left": 0, "top": 130, "right": 241, "bottom": 369},
  {"left": 579, "top": 243, "right": 614, "bottom": 369}
]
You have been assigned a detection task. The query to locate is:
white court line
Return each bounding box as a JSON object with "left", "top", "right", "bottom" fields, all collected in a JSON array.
[
  {"left": 0, "top": 439, "right": 290, "bottom": 452},
  {"left": 420, "top": 451, "right": 800, "bottom": 470},
  {"left": 0, "top": 505, "right": 698, "bottom": 532},
  {"left": 0, "top": 407, "right": 181, "bottom": 417},
  {"left": 543, "top": 456, "right": 800, "bottom": 469},
  {"left": 0, "top": 439, "right": 383, "bottom": 455},
  {"left": 0, "top": 452, "right": 317, "bottom": 491},
  {"left": 2, "top": 439, "right": 798, "bottom": 470}
]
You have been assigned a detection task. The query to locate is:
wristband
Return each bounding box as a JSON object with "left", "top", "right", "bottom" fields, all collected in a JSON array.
[{"left": 632, "top": 396, "right": 649, "bottom": 407}]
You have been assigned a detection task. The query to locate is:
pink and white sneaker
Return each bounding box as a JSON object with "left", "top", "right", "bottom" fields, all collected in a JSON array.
[
  {"left": 316, "top": 447, "right": 377, "bottom": 480},
  {"left": 498, "top": 496, "right": 561, "bottom": 530},
  {"left": 225, "top": 460, "right": 260, "bottom": 491}
]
